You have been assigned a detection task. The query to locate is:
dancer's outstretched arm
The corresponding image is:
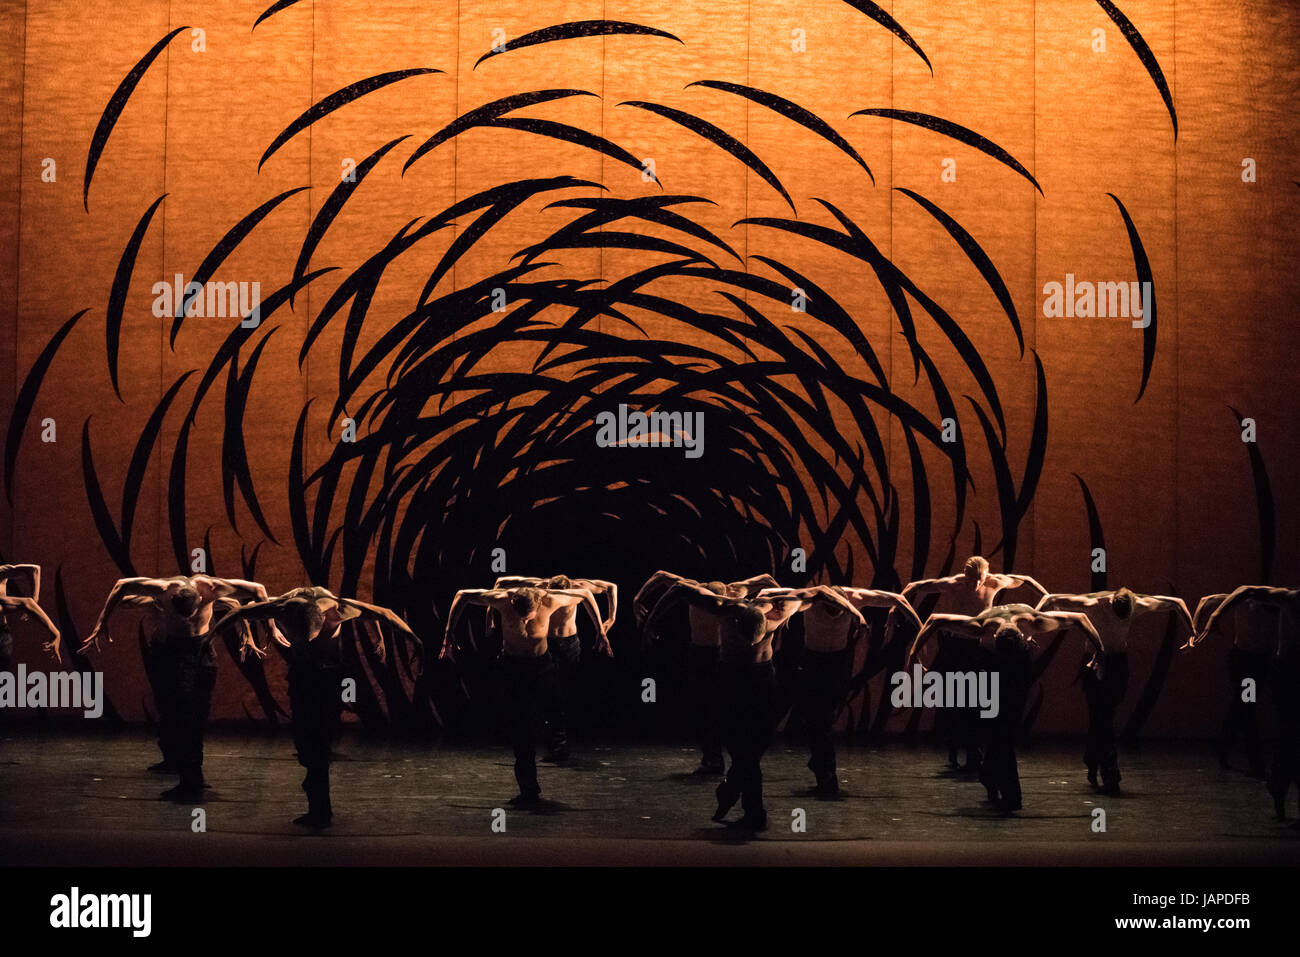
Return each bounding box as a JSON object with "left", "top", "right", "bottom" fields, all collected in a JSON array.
[
  {"left": 339, "top": 598, "right": 420, "bottom": 665},
  {"left": 0, "top": 595, "right": 61, "bottom": 662},
  {"left": 574, "top": 578, "right": 618, "bottom": 631},
  {"left": 442, "top": 589, "right": 510, "bottom": 661},
  {"left": 82, "top": 578, "right": 179, "bottom": 651},
  {"left": 633, "top": 571, "right": 686, "bottom": 627},
  {"left": 1186, "top": 594, "right": 1230, "bottom": 648},
  {"left": 211, "top": 598, "right": 293, "bottom": 652},
  {"left": 731, "top": 573, "right": 779, "bottom": 597},
  {"left": 1133, "top": 594, "right": 1195, "bottom": 637},
  {"left": 839, "top": 587, "right": 921, "bottom": 632},
  {"left": 901, "top": 575, "right": 959, "bottom": 604},
  {"left": 1198, "top": 586, "right": 1297, "bottom": 645},
  {"left": 0, "top": 564, "right": 40, "bottom": 600},
  {"left": 907, "top": 614, "right": 986, "bottom": 666},
  {"left": 988, "top": 573, "right": 1050, "bottom": 600},
  {"left": 549, "top": 588, "right": 611, "bottom": 654},
  {"left": 1036, "top": 593, "right": 1106, "bottom": 613},
  {"left": 642, "top": 579, "right": 733, "bottom": 644}
]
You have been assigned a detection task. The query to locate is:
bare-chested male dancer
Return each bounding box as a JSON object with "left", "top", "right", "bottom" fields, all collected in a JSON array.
[
  {"left": 215, "top": 586, "right": 419, "bottom": 827},
  {"left": 0, "top": 564, "right": 60, "bottom": 668},
  {"left": 1186, "top": 588, "right": 1287, "bottom": 777},
  {"left": 81, "top": 575, "right": 279, "bottom": 801},
  {"left": 1191, "top": 586, "right": 1300, "bottom": 819},
  {"left": 644, "top": 582, "right": 809, "bottom": 831},
  {"left": 910, "top": 605, "right": 1102, "bottom": 814},
  {"left": 493, "top": 574, "right": 616, "bottom": 761},
  {"left": 793, "top": 586, "right": 921, "bottom": 794},
  {"left": 443, "top": 584, "right": 609, "bottom": 806},
  {"left": 1037, "top": 589, "right": 1193, "bottom": 793},
  {"left": 903, "top": 557, "right": 1048, "bottom": 770},
  {"left": 636, "top": 571, "right": 777, "bottom": 774}
]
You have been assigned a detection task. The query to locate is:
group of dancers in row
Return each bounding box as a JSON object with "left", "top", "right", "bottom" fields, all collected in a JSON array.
[{"left": 0, "top": 558, "right": 1297, "bottom": 832}]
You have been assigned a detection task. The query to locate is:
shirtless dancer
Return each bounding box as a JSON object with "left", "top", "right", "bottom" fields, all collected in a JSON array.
[
  {"left": 1191, "top": 587, "right": 1300, "bottom": 819},
  {"left": 636, "top": 571, "right": 777, "bottom": 774},
  {"left": 910, "top": 605, "right": 1102, "bottom": 814},
  {"left": 81, "top": 575, "right": 278, "bottom": 800},
  {"left": 794, "top": 586, "right": 921, "bottom": 794},
  {"left": 1187, "top": 588, "right": 1287, "bottom": 777},
  {"left": 1037, "top": 589, "right": 1193, "bottom": 793},
  {"left": 443, "top": 584, "right": 609, "bottom": 806},
  {"left": 644, "top": 582, "right": 808, "bottom": 831},
  {"left": 0, "top": 564, "right": 61, "bottom": 669},
  {"left": 493, "top": 574, "right": 617, "bottom": 761},
  {"left": 215, "top": 586, "right": 419, "bottom": 827},
  {"left": 903, "top": 557, "right": 1048, "bottom": 770}
]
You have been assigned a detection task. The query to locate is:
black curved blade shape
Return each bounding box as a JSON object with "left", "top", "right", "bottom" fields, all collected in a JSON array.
[
  {"left": 84, "top": 26, "right": 189, "bottom": 211},
  {"left": 1230, "top": 406, "right": 1276, "bottom": 583},
  {"left": 687, "top": 80, "right": 874, "bottom": 184},
  {"left": 253, "top": 0, "right": 305, "bottom": 30},
  {"left": 171, "top": 186, "right": 310, "bottom": 345},
  {"left": 475, "top": 20, "right": 682, "bottom": 69},
  {"left": 1094, "top": 0, "right": 1177, "bottom": 138},
  {"left": 849, "top": 108, "right": 1042, "bottom": 195},
  {"left": 483, "top": 117, "right": 650, "bottom": 181},
  {"left": 222, "top": 331, "right": 281, "bottom": 544},
  {"left": 1106, "top": 193, "right": 1157, "bottom": 402},
  {"left": 403, "top": 89, "right": 597, "bottom": 174},
  {"left": 1073, "top": 473, "right": 1109, "bottom": 591},
  {"left": 1013, "top": 351, "right": 1050, "bottom": 528},
  {"left": 55, "top": 566, "right": 121, "bottom": 723},
  {"left": 620, "top": 100, "right": 795, "bottom": 211},
  {"left": 1121, "top": 612, "right": 1179, "bottom": 739},
  {"left": 840, "top": 0, "right": 932, "bottom": 74},
  {"left": 895, "top": 186, "right": 1022, "bottom": 355},
  {"left": 121, "top": 371, "right": 197, "bottom": 555},
  {"left": 4, "top": 309, "right": 88, "bottom": 502},
  {"left": 293, "top": 135, "right": 410, "bottom": 305},
  {"left": 259, "top": 69, "right": 440, "bottom": 170},
  {"left": 106, "top": 194, "right": 167, "bottom": 399},
  {"left": 80, "top": 419, "right": 131, "bottom": 573}
]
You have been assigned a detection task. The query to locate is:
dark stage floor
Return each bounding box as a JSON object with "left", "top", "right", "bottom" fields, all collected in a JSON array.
[{"left": 2, "top": 730, "right": 1297, "bottom": 866}]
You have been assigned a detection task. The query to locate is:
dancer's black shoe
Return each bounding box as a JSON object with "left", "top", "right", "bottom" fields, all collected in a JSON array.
[
  {"left": 509, "top": 792, "right": 541, "bottom": 809},
  {"left": 713, "top": 782, "right": 739, "bottom": 821},
  {"left": 293, "top": 812, "right": 332, "bottom": 829},
  {"left": 812, "top": 775, "right": 840, "bottom": 796},
  {"left": 727, "top": 811, "right": 767, "bottom": 832},
  {"left": 160, "top": 785, "right": 205, "bottom": 803}
]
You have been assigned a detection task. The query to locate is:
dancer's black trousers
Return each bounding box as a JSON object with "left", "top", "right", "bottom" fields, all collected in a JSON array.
[
  {"left": 501, "top": 652, "right": 558, "bottom": 799},
  {"left": 719, "top": 660, "right": 778, "bottom": 815},
  {"left": 1223, "top": 648, "right": 1268, "bottom": 773},
  {"left": 979, "top": 643, "right": 1031, "bottom": 811},
  {"left": 686, "top": 645, "right": 724, "bottom": 768},
  {"left": 289, "top": 661, "right": 343, "bottom": 821},
  {"left": 799, "top": 648, "right": 851, "bottom": 783},
  {"left": 153, "top": 636, "right": 217, "bottom": 792},
  {"left": 1083, "top": 652, "right": 1130, "bottom": 788},
  {"left": 547, "top": 634, "right": 580, "bottom": 755},
  {"left": 1269, "top": 657, "right": 1300, "bottom": 809}
]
